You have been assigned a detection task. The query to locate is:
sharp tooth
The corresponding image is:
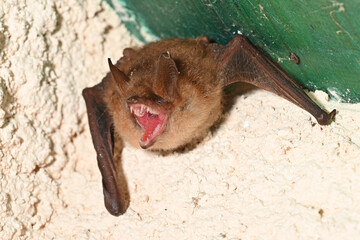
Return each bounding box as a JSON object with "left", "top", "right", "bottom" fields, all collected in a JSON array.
[
  {"left": 148, "top": 108, "right": 157, "bottom": 115},
  {"left": 134, "top": 108, "right": 145, "bottom": 117},
  {"left": 140, "top": 106, "right": 145, "bottom": 115},
  {"left": 130, "top": 107, "right": 133, "bottom": 113}
]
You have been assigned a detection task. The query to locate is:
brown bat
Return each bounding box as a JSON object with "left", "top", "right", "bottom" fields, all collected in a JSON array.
[{"left": 82, "top": 35, "right": 336, "bottom": 216}]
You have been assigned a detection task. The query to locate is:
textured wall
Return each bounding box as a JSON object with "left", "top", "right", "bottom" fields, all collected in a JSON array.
[
  {"left": 0, "top": 1, "right": 360, "bottom": 240},
  {"left": 0, "top": 0, "right": 137, "bottom": 238}
]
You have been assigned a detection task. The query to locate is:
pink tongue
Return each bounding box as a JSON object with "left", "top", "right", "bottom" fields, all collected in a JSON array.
[{"left": 135, "top": 112, "right": 162, "bottom": 147}]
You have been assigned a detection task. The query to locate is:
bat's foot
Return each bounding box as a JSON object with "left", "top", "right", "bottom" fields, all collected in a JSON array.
[{"left": 316, "top": 109, "right": 336, "bottom": 125}]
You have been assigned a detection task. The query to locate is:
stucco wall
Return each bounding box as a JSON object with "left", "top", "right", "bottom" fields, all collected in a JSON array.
[
  {"left": 0, "top": 0, "right": 137, "bottom": 238},
  {"left": 0, "top": 1, "right": 359, "bottom": 239}
]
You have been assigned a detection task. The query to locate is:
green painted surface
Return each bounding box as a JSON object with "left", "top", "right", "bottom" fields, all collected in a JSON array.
[{"left": 109, "top": 0, "right": 360, "bottom": 103}]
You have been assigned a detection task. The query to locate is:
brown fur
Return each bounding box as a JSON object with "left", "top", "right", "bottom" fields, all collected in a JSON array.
[{"left": 103, "top": 37, "right": 223, "bottom": 151}]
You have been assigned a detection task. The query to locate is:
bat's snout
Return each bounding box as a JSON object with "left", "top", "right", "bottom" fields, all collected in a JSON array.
[{"left": 128, "top": 103, "right": 169, "bottom": 149}]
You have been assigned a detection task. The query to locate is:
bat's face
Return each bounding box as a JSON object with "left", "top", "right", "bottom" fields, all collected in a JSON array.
[{"left": 105, "top": 38, "right": 224, "bottom": 151}]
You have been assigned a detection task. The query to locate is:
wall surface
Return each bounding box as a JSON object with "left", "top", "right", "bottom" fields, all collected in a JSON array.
[
  {"left": 0, "top": 1, "right": 360, "bottom": 240},
  {"left": 0, "top": 0, "right": 138, "bottom": 238}
]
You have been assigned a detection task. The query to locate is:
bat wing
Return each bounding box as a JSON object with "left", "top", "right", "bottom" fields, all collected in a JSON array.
[
  {"left": 82, "top": 79, "right": 128, "bottom": 216},
  {"left": 215, "top": 35, "right": 335, "bottom": 125}
]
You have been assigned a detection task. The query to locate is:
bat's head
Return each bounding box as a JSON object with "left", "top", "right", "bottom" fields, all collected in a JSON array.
[
  {"left": 107, "top": 38, "right": 223, "bottom": 151},
  {"left": 108, "top": 52, "right": 179, "bottom": 149}
]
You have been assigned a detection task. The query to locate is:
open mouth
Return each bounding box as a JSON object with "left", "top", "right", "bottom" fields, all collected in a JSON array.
[{"left": 129, "top": 104, "right": 168, "bottom": 148}]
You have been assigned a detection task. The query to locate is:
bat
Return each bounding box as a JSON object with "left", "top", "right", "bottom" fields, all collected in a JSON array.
[{"left": 82, "top": 35, "right": 336, "bottom": 216}]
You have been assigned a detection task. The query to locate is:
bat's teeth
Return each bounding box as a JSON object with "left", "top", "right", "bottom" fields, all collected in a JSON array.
[
  {"left": 137, "top": 110, "right": 145, "bottom": 117},
  {"left": 130, "top": 104, "right": 158, "bottom": 117},
  {"left": 147, "top": 106, "right": 158, "bottom": 115},
  {"left": 151, "top": 109, "right": 158, "bottom": 115},
  {"left": 137, "top": 105, "right": 145, "bottom": 116},
  {"left": 133, "top": 108, "right": 143, "bottom": 117}
]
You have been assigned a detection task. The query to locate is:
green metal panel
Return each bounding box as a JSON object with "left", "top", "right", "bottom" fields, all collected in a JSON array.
[{"left": 108, "top": 0, "right": 360, "bottom": 103}]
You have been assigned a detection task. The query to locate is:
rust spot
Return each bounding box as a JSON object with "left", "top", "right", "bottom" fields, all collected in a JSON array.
[{"left": 290, "top": 52, "right": 300, "bottom": 64}]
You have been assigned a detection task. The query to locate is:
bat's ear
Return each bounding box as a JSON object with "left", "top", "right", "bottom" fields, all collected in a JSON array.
[
  {"left": 196, "top": 36, "right": 210, "bottom": 46},
  {"left": 154, "top": 52, "right": 180, "bottom": 102},
  {"left": 108, "top": 58, "right": 129, "bottom": 94},
  {"left": 122, "top": 48, "right": 136, "bottom": 58}
]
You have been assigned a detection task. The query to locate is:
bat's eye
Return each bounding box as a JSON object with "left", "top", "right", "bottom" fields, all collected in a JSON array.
[{"left": 155, "top": 97, "right": 168, "bottom": 105}]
